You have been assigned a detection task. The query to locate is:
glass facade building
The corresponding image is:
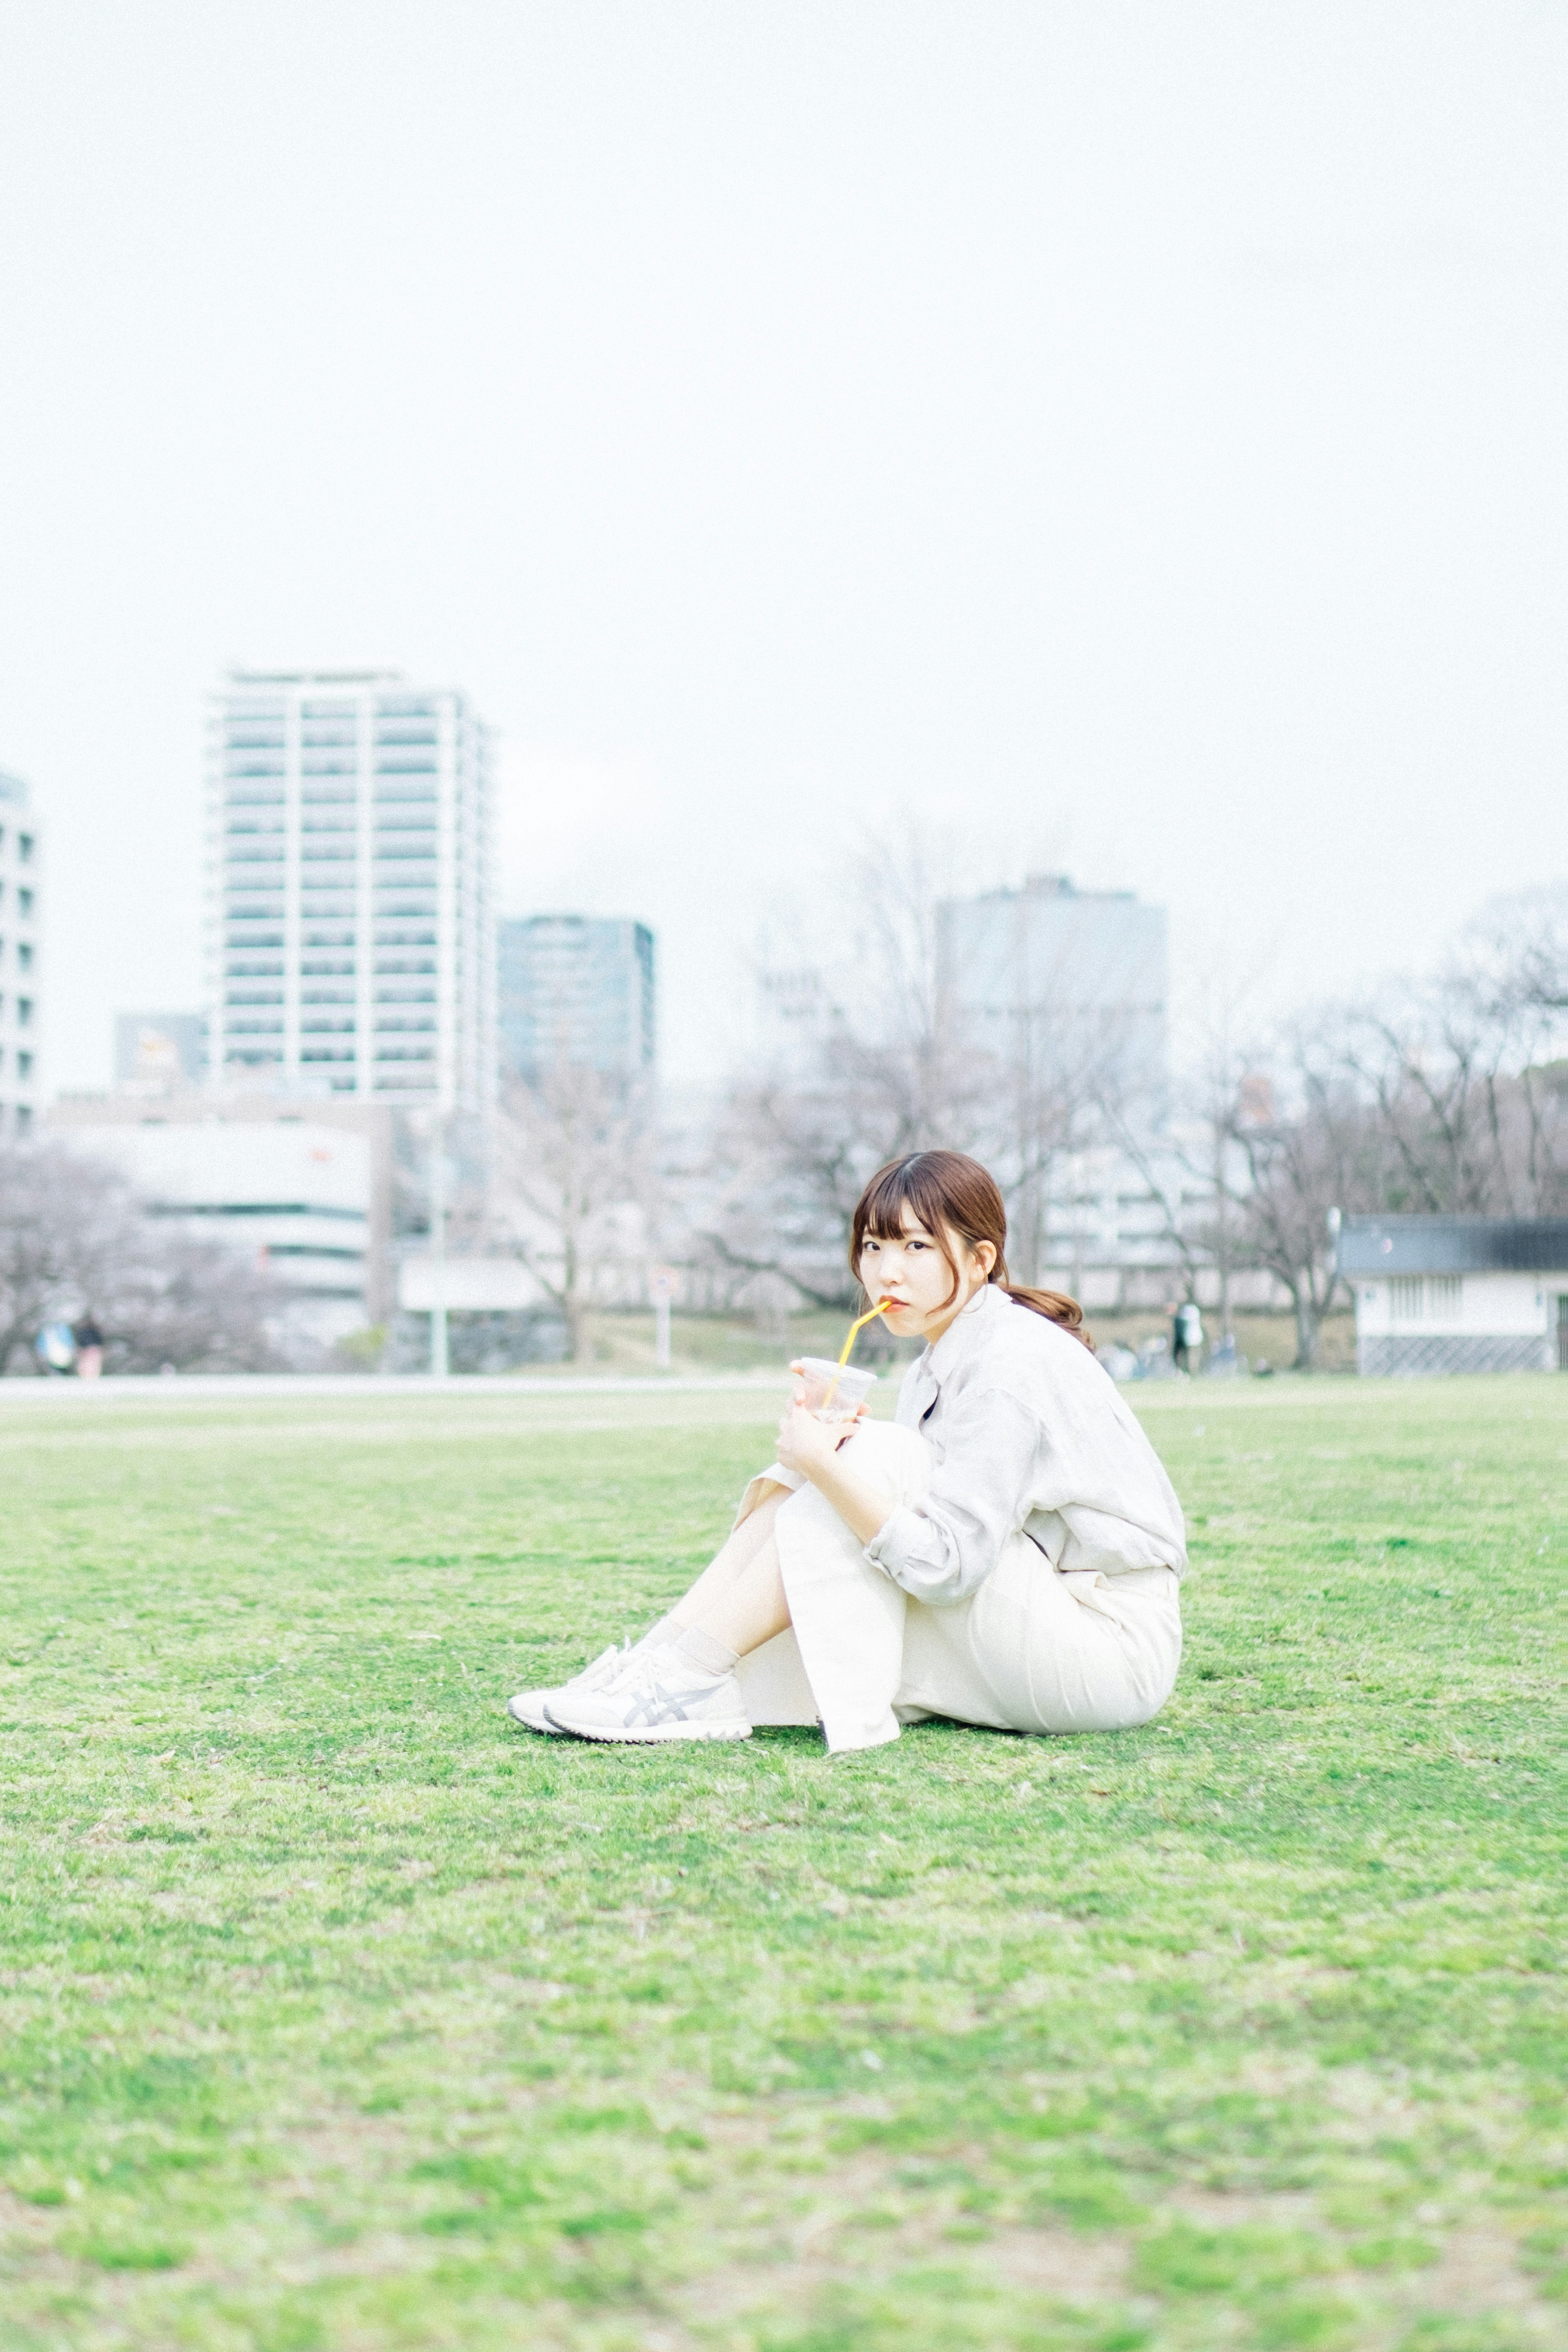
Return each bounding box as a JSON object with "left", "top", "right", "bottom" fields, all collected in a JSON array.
[
  {"left": 204, "top": 671, "right": 494, "bottom": 1112},
  {"left": 497, "top": 915, "right": 655, "bottom": 1090},
  {"left": 937, "top": 874, "right": 1169, "bottom": 1126},
  {"left": 0, "top": 772, "right": 40, "bottom": 1135}
]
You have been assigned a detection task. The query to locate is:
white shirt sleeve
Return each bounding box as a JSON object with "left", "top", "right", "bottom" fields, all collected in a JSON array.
[{"left": 862, "top": 1385, "right": 1041, "bottom": 1604}]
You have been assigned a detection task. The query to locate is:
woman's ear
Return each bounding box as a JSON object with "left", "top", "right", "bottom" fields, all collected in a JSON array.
[{"left": 973, "top": 1239, "right": 998, "bottom": 1280}]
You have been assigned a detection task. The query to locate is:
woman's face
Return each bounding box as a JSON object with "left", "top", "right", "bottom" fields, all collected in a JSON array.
[{"left": 858, "top": 1213, "right": 995, "bottom": 1341}]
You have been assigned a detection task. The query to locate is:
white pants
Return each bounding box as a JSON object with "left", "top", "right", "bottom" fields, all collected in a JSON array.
[{"left": 732, "top": 1422, "right": 1183, "bottom": 1754}]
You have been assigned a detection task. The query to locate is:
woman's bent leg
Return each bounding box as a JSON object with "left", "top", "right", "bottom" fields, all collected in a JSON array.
[
  {"left": 771, "top": 1422, "right": 933, "bottom": 1754},
  {"left": 508, "top": 1490, "right": 793, "bottom": 1736},
  {"left": 899, "top": 1547, "right": 1182, "bottom": 1734},
  {"left": 542, "top": 1427, "right": 932, "bottom": 1748},
  {"left": 680, "top": 1530, "right": 791, "bottom": 1658},
  {"left": 667, "top": 1487, "right": 787, "bottom": 1638}
]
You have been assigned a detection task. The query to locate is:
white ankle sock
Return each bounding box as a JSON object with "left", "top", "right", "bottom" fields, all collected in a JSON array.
[
  {"left": 671, "top": 1624, "right": 739, "bottom": 1678},
  {"left": 628, "top": 1613, "right": 680, "bottom": 1657}
]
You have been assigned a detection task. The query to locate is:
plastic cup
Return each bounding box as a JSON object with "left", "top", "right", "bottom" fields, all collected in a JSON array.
[{"left": 795, "top": 1357, "right": 878, "bottom": 1425}]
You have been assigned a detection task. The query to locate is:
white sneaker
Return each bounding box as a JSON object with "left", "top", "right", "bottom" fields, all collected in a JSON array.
[
  {"left": 544, "top": 1651, "right": 753, "bottom": 1744},
  {"left": 507, "top": 1643, "right": 632, "bottom": 1735}
]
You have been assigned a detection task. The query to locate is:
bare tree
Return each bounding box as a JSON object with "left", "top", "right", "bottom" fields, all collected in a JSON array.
[
  {"left": 1209, "top": 889, "right": 1568, "bottom": 1365},
  {"left": 1330, "top": 938, "right": 1566, "bottom": 1223},
  {"left": 0, "top": 1145, "right": 128, "bottom": 1372},
  {"left": 1445, "top": 884, "right": 1568, "bottom": 1215},
  {"left": 693, "top": 836, "right": 995, "bottom": 1301},
  {"left": 1218, "top": 957, "right": 1568, "bottom": 1368},
  {"left": 1223, "top": 1025, "right": 1383, "bottom": 1369},
  {"left": 695, "top": 837, "right": 1132, "bottom": 1299},
  {"left": 0, "top": 1140, "right": 287, "bottom": 1374},
  {"left": 105, "top": 1229, "right": 289, "bottom": 1372},
  {"left": 490, "top": 1067, "right": 655, "bottom": 1361},
  {"left": 1454, "top": 882, "right": 1568, "bottom": 1019}
]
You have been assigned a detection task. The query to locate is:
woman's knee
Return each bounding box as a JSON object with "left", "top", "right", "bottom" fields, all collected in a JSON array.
[{"left": 733, "top": 1475, "right": 795, "bottom": 1532}]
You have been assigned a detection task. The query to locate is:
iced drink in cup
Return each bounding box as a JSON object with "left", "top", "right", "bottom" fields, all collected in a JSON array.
[{"left": 795, "top": 1358, "right": 878, "bottom": 1425}]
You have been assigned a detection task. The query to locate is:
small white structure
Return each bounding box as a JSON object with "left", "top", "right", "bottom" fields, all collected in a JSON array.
[
  {"left": 1339, "top": 1216, "right": 1568, "bottom": 1376},
  {"left": 398, "top": 1257, "right": 541, "bottom": 1312}
]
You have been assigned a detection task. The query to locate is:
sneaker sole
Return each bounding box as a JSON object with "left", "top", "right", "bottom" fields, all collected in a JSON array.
[
  {"left": 542, "top": 1712, "right": 753, "bottom": 1744},
  {"left": 506, "top": 1698, "right": 564, "bottom": 1733}
]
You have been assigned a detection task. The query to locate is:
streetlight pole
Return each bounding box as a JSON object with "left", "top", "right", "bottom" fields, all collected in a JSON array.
[
  {"left": 653, "top": 1269, "right": 673, "bottom": 1370},
  {"left": 429, "top": 1108, "right": 449, "bottom": 1378}
]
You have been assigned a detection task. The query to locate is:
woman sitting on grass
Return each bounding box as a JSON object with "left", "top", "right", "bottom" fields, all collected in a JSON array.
[{"left": 509, "top": 1149, "right": 1187, "bottom": 1753}]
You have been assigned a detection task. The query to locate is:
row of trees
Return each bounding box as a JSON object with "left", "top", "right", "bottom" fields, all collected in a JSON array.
[
  {"left": 0, "top": 1145, "right": 285, "bottom": 1375},
  {"left": 476, "top": 876, "right": 1566, "bottom": 1370},
  {"left": 1185, "top": 887, "right": 1567, "bottom": 1363},
  {"left": 6, "top": 881, "right": 1559, "bottom": 1376}
]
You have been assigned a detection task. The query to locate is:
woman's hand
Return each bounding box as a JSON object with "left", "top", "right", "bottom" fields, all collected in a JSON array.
[
  {"left": 774, "top": 1380, "right": 892, "bottom": 1548},
  {"left": 775, "top": 1384, "right": 867, "bottom": 1480}
]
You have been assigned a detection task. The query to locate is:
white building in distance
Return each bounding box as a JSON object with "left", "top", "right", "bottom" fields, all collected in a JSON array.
[
  {"left": 46, "top": 1093, "right": 394, "bottom": 1346},
  {"left": 205, "top": 670, "right": 495, "bottom": 1114},
  {"left": 0, "top": 773, "right": 40, "bottom": 1136}
]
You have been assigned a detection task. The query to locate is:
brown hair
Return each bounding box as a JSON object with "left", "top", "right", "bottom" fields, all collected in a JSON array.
[{"left": 848, "top": 1150, "right": 1094, "bottom": 1350}]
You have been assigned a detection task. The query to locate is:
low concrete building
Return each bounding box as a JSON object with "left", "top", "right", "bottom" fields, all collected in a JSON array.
[
  {"left": 45, "top": 1094, "right": 393, "bottom": 1345},
  {"left": 1339, "top": 1216, "right": 1568, "bottom": 1375}
]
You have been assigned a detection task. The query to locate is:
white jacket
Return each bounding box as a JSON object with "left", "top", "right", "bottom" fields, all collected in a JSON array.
[{"left": 862, "top": 1281, "right": 1188, "bottom": 1605}]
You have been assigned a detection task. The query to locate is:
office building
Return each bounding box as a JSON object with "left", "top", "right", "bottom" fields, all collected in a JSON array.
[
  {"left": 752, "top": 961, "right": 842, "bottom": 1084},
  {"left": 205, "top": 671, "right": 495, "bottom": 1113},
  {"left": 938, "top": 874, "right": 1169, "bottom": 1123},
  {"left": 0, "top": 773, "right": 40, "bottom": 1136},
  {"left": 498, "top": 915, "right": 655, "bottom": 1089}
]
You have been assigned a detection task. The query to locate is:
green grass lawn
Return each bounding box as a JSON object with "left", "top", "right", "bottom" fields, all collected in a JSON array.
[{"left": 0, "top": 1375, "right": 1563, "bottom": 2352}]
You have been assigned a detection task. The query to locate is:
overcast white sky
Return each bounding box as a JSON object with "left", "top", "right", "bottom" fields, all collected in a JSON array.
[{"left": 2, "top": 0, "right": 1565, "bottom": 1092}]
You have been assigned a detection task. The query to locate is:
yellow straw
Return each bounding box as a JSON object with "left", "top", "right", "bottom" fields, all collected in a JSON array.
[{"left": 820, "top": 1298, "right": 892, "bottom": 1410}]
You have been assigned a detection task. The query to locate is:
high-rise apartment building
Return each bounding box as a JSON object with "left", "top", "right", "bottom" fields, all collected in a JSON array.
[
  {"left": 938, "top": 874, "right": 1169, "bottom": 1123},
  {"left": 497, "top": 915, "right": 655, "bottom": 1090},
  {"left": 205, "top": 671, "right": 494, "bottom": 1112},
  {"left": 0, "top": 773, "right": 40, "bottom": 1135}
]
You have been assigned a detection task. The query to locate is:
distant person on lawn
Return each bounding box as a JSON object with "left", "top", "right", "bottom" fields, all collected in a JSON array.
[
  {"left": 509, "top": 1150, "right": 1187, "bottom": 1753},
  {"left": 1172, "top": 1299, "right": 1203, "bottom": 1375},
  {"left": 71, "top": 1314, "right": 105, "bottom": 1381}
]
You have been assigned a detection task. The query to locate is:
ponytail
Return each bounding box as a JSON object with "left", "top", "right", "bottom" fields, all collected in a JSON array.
[{"left": 995, "top": 1278, "right": 1094, "bottom": 1351}]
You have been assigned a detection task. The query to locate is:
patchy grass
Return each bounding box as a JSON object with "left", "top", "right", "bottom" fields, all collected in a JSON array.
[{"left": 0, "top": 1373, "right": 1562, "bottom": 2352}]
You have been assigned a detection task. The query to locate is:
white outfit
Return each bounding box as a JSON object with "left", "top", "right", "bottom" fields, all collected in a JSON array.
[{"left": 734, "top": 1283, "right": 1187, "bottom": 1753}]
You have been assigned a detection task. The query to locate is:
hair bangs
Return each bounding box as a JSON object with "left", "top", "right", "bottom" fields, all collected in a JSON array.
[{"left": 855, "top": 1154, "right": 950, "bottom": 1244}]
